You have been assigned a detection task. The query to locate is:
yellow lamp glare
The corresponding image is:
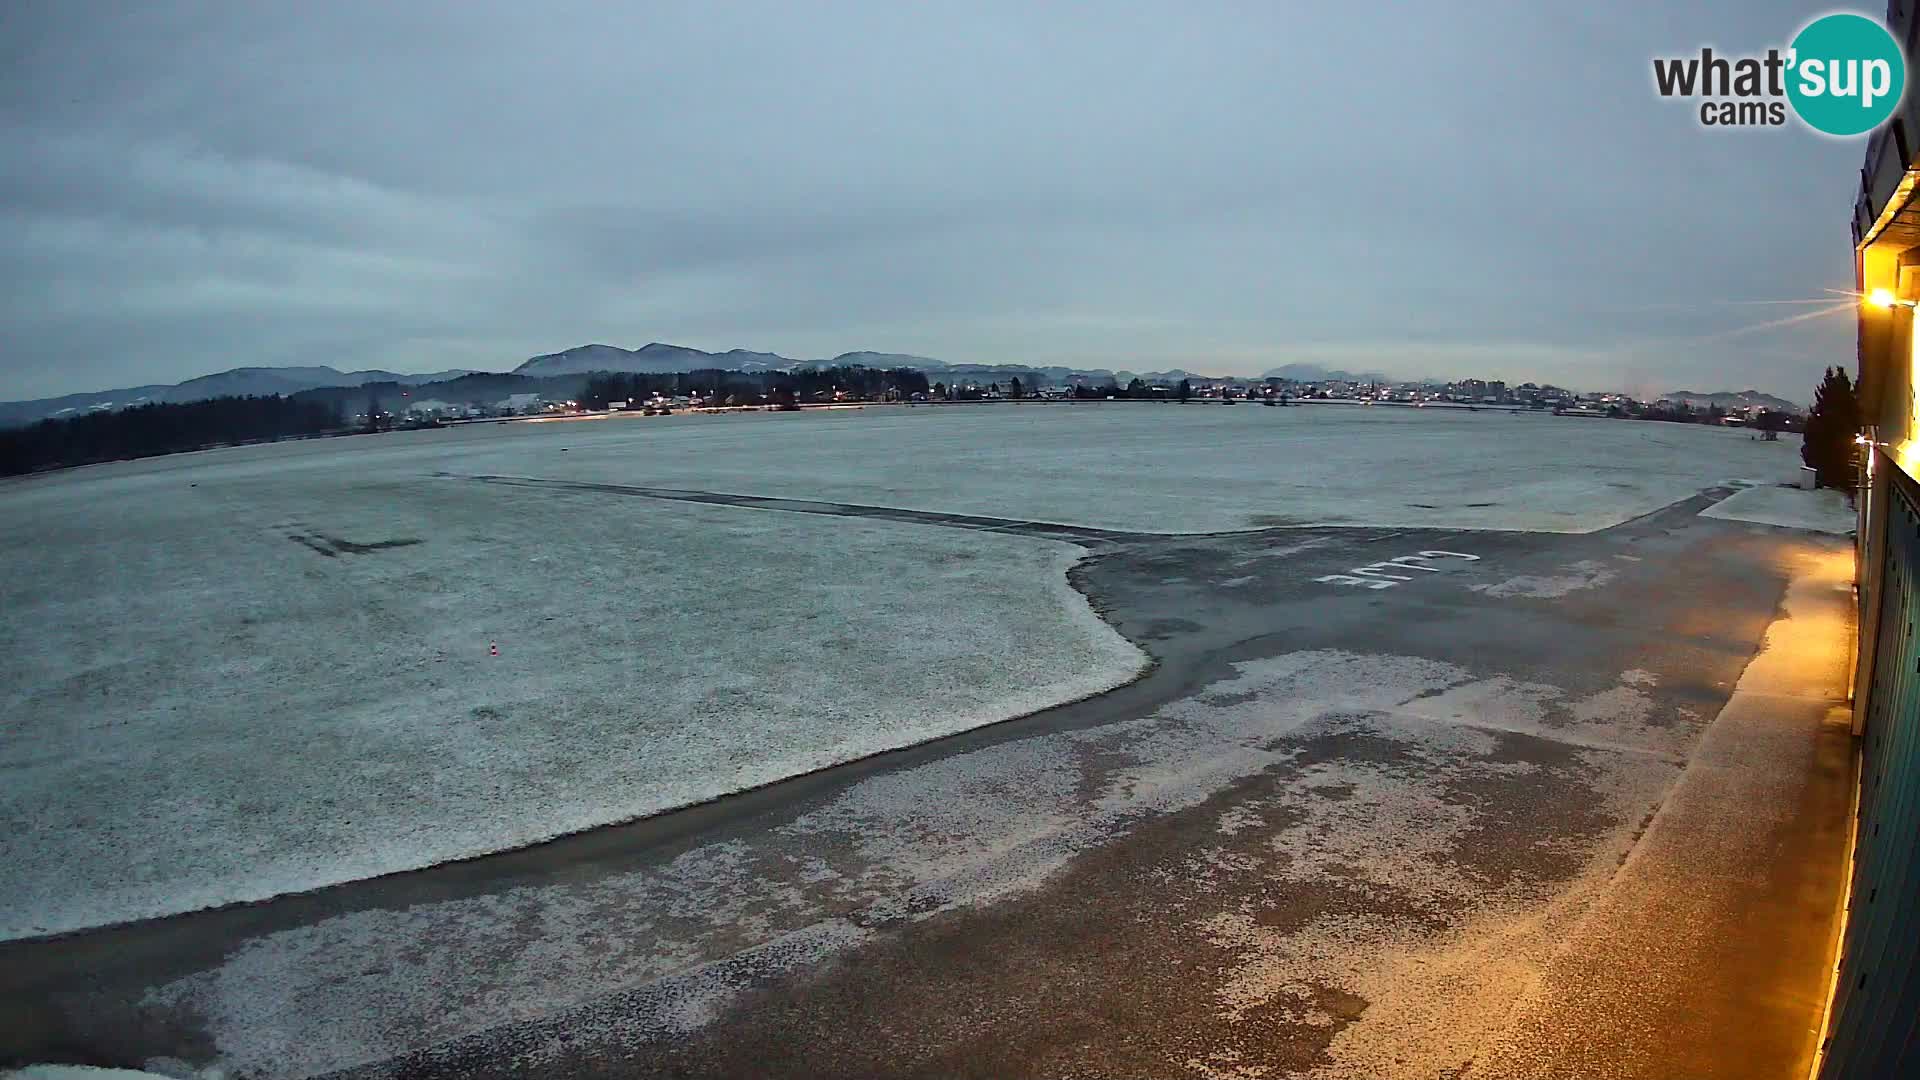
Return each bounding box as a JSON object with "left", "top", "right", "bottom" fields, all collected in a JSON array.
[{"left": 1870, "top": 287, "right": 1898, "bottom": 308}]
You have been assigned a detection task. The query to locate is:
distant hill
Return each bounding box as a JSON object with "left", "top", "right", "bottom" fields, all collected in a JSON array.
[
  {"left": 1663, "top": 389, "right": 1800, "bottom": 413},
  {"left": 288, "top": 372, "right": 594, "bottom": 415},
  {"left": 0, "top": 384, "right": 175, "bottom": 428},
  {"left": 826, "top": 351, "right": 943, "bottom": 369},
  {"left": 162, "top": 366, "right": 478, "bottom": 401},
  {"left": 514, "top": 343, "right": 795, "bottom": 376},
  {"left": 1262, "top": 363, "right": 1388, "bottom": 383},
  {"left": 923, "top": 362, "right": 1106, "bottom": 383},
  {"left": 4, "top": 343, "right": 878, "bottom": 427},
  {"left": 0, "top": 366, "right": 479, "bottom": 428},
  {"left": 0, "top": 351, "right": 1405, "bottom": 428},
  {"left": 881, "top": 362, "right": 1224, "bottom": 387}
]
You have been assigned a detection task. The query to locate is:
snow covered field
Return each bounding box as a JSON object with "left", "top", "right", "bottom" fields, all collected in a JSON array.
[
  {"left": 0, "top": 464, "right": 1144, "bottom": 940},
  {"left": 467, "top": 404, "right": 1801, "bottom": 533},
  {"left": 121, "top": 402, "right": 1794, "bottom": 534},
  {"left": 0, "top": 404, "right": 1793, "bottom": 940}
]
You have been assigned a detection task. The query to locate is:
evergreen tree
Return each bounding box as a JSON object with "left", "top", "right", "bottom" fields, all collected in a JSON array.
[{"left": 1802, "top": 366, "right": 1860, "bottom": 488}]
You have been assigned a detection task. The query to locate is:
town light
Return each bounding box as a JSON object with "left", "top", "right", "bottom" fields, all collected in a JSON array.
[{"left": 1866, "top": 287, "right": 1917, "bottom": 308}]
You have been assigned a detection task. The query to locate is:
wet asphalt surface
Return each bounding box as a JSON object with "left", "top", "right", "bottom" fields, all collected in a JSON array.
[{"left": 0, "top": 484, "right": 1836, "bottom": 1079}]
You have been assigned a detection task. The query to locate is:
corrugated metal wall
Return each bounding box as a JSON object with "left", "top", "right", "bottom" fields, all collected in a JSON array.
[{"left": 1822, "top": 460, "right": 1920, "bottom": 1078}]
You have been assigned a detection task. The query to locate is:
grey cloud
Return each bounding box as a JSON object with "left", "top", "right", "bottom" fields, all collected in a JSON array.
[{"left": 0, "top": 0, "right": 1864, "bottom": 400}]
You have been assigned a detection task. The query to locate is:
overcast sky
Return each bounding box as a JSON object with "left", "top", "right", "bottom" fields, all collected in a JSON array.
[{"left": 0, "top": 1, "right": 1866, "bottom": 401}]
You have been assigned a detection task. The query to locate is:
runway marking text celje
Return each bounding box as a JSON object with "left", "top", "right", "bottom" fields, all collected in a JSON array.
[{"left": 1315, "top": 550, "right": 1480, "bottom": 590}]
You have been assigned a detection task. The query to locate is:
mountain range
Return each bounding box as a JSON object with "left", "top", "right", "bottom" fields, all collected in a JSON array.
[
  {"left": 1260, "top": 363, "right": 1389, "bottom": 383},
  {"left": 1661, "top": 389, "right": 1800, "bottom": 412},
  {"left": 517, "top": 345, "right": 1234, "bottom": 392},
  {"left": 0, "top": 342, "right": 1801, "bottom": 426},
  {"left": 514, "top": 343, "right": 799, "bottom": 376}
]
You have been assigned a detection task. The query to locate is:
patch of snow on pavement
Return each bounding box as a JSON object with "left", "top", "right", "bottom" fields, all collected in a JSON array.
[
  {"left": 1700, "top": 484, "right": 1855, "bottom": 535},
  {"left": 1463, "top": 543, "right": 1855, "bottom": 1079},
  {"left": 1399, "top": 667, "right": 1687, "bottom": 759},
  {"left": 143, "top": 651, "right": 1475, "bottom": 1079},
  {"left": 139, "top": 648, "right": 1699, "bottom": 1080},
  {"left": 1215, "top": 805, "right": 1264, "bottom": 836},
  {"left": 1469, "top": 559, "right": 1616, "bottom": 599},
  {"left": 1179, "top": 712, "right": 1679, "bottom": 1079},
  {"left": 1569, "top": 685, "right": 1655, "bottom": 729},
  {"left": 1398, "top": 674, "right": 1566, "bottom": 734}
]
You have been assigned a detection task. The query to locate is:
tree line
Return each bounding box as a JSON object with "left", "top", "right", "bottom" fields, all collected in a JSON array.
[
  {"left": 1049, "top": 377, "right": 1200, "bottom": 400},
  {"left": 579, "top": 365, "right": 931, "bottom": 408},
  {"left": 288, "top": 371, "right": 590, "bottom": 414},
  {"left": 1613, "top": 399, "right": 1800, "bottom": 428},
  {"left": 0, "top": 395, "right": 345, "bottom": 476}
]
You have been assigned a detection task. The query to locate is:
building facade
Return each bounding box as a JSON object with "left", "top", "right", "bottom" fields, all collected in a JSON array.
[{"left": 1833, "top": 5, "right": 1920, "bottom": 1073}]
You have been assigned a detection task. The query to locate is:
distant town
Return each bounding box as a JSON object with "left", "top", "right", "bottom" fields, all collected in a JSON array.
[
  {"left": 409, "top": 372, "right": 1798, "bottom": 430},
  {"left": 1, "top": 353, "right": 1803, "bottom": 477}
]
